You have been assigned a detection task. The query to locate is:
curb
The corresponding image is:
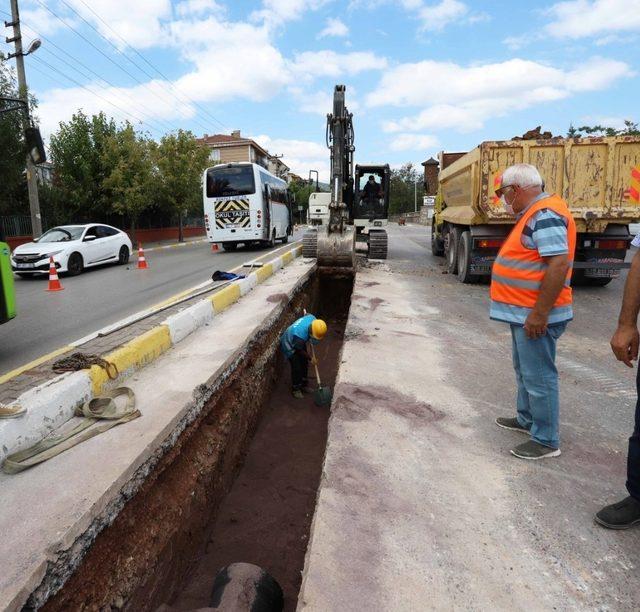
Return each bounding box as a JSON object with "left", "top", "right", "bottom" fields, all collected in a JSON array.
[
  {"left": 143, "top": 238, "right": 208, "bottom": 253},
  {"left": 0, "top": 244, "right": 304, "bottom": 463}
]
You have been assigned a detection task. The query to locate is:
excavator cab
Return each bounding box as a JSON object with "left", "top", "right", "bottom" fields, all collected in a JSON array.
[{"left": 353, "top": 165, "right": 390, "bottom": 222}]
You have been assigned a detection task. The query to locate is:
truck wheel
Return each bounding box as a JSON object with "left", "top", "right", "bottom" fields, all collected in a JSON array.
[
  {"left": 457, "top": 231, "right": 479, "bottom": 284},
  {"left": 431, "top": 218, "right": 444, "bottom": 256},
  {"left": 445, "top": 226, "right": 460, "bottom": 274}
]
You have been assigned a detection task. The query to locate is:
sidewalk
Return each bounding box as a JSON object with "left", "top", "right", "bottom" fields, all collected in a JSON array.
[{"left": 298, "top": 227, "right": 640, "bottom": 610}]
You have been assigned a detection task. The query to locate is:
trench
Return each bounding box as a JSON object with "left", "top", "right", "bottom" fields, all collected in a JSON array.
[{"left": 40, "top": 270, "right": 352, "bottom": 612}]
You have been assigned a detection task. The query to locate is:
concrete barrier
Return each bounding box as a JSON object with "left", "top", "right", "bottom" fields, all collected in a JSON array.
[{"left": 0, "top": 245, "right": 303, "bottom": 464}]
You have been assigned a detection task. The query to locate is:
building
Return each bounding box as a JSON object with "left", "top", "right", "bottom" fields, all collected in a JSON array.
[
  {"left": 197, "top": 130, "right": 290, "bottom": 181},
  {"left": 35, "top": 161, "right": 54, "bottom": 185},
  {"left": 421, "top": 157, "right": 439, "bottom": 196}
]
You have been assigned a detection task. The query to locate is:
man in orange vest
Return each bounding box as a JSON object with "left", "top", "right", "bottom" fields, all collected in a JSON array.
[
  {"left": 595, "top": 243, "right": 640, "bottom": 529},
  {"left": 491, "top": 164, "right": 576, "bottom": 460}
]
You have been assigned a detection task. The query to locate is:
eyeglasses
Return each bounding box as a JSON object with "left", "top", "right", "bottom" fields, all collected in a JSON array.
[{"left": 495, "top": 184, "right": 515, "bottom": 197}]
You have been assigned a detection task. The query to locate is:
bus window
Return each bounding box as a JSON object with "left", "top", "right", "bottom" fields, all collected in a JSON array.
[{"left": 206, "top": 166, "right": 256, "bottom": 197}]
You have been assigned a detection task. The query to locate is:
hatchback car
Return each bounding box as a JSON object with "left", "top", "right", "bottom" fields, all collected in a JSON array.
[{"left": 11, "top": 224, "right": 133, "bottom": 277}]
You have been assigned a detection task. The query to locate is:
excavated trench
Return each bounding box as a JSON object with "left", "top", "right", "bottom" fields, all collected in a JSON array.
[{"left": 40, "top": 270, "right": 353, "bottom": 612}]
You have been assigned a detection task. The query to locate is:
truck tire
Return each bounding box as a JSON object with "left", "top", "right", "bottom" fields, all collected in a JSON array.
[
  {"left": 445, "top": 226, "right": 460, "bottom": 274},
  {"left": 457, "top": 231, "right": 479, "bottom": 284},
  {"left": 431, "top": 218, "right": 444, "bottom": 256}
]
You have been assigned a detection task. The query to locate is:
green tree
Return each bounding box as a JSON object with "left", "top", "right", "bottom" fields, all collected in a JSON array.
[
  {"left": 47, "top": 111, "right": 118, "bottom": 223},
  {"left": 154, "top": 129, "right": 210, "bottom": 241},
  {"left": 389, "top": 163, "right": 423, "bottom": 216},
  {"left": 102, "top": 123, "right": 154, "bottom": 239},
  {"left": 0, "top": 53, "right": 29, "bottom": 216},
  {"left": 288, "top": 178, "right": 320, "bottom": 222},
  {"left": 567, "top": 120, "right": 640, "bottom": 138}
]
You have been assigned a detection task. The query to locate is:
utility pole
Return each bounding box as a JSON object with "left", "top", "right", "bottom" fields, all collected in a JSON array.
[{"left": 6, "top": 0, "right": 42, "bottom": 237}]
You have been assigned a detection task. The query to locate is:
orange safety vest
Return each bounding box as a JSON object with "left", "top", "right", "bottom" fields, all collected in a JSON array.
[{"left": 490, "top": 194, "right": 576, "bottom": 309}]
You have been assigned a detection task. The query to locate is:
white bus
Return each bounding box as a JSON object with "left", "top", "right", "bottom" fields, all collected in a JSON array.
[{"left": 203, "top": 162, "right": 292, "bottom": 251}]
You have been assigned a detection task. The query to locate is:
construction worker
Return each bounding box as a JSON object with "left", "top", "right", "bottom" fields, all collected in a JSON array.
[
  {"left": 280, "top": 313, "right": 327, "bottom": 399},
  {"left": 491, "top": 163, "right": 576, "bottom": 460},
  {"left": 595, "top": 239, "right": 640, "bottom": 529}
]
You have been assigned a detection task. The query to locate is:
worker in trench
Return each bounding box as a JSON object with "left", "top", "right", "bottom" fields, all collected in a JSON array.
[
  {"left": 491, "top": 163, "right": 576, "bottom": 460},
  {"left": 280, "top": 313, "right": 327, "bottom": 399},
  {"left": 595, "top": 236, "right": 640, "bottom": 529}
]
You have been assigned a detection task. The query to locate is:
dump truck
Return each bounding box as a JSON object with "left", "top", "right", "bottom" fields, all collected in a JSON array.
[{"left": 432, "top": 135, "right": 640, "bottom": 285}]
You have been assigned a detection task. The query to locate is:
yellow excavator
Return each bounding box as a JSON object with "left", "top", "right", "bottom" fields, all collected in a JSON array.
[{"left": 303, "top": 85, "right": 389, "bottom": 272}]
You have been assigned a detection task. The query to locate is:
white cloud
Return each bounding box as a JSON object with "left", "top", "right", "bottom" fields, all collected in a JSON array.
[
  {"left": 253, "top": 134, "right": 329, "bottom": 181},
  {"left": 65, "top": 0, "right": 172, "bottom": 49},
  {"left": 290, "top": 86, "right": 360, "bottom": 115},
  {"left": 370, "top": 57, "right": 631, "bottom": 134},
  {"left": 251, "top": 0, "right": 331, "bottom": 29},
  {"left": 544, "top": 0, "right": 640, "bottom": 39},
  {"left": 390, "top": 133, "right": 439, "bottom": 151},
  {"left": 290, "top": 50, "right": 387, "bottom": 79},
  {"left": 20, "top": 5, "right": 70, "bottom": 37},
  {"left": 317, "top": 17, "right": 349, "bottom": 38},
  {"left": 417, "top": 0, "right": 468, "bottom": 31},
  {"left": 175, "top": 0, "right": 225, "bottom": 17}
]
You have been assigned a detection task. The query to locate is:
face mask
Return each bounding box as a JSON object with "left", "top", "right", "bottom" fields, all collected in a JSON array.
[{"left": 501, "top": 195, "right": 514, "bottom": 216}]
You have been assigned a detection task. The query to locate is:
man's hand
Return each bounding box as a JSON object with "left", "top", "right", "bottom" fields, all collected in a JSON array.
[
  {"left": 524, "top": 310, "right": 548, "bottom": 339},
  {"left": 611, "top": 324, "right": 639, "bottom": 368}
]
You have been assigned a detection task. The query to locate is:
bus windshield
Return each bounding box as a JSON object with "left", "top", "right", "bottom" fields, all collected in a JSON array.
[{"left": 206, "top": 166, "right": 255, "bottom": 197}]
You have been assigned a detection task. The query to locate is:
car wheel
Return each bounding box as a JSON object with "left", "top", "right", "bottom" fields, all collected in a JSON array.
[
  {"left": 118, "top": 245, "right": 130, "bottom": 265},
  {"left": 67, "top": 252, "right": 84, "bottom": 276}
]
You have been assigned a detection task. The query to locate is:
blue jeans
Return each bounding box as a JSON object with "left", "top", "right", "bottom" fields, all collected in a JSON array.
[{"left": 511, "top": 322, "right": 567, "bottom": 449}]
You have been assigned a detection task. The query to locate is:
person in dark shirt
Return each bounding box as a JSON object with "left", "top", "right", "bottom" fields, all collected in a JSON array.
[{"left": 362, "top": 175, "right": 382, "bottom": 202}]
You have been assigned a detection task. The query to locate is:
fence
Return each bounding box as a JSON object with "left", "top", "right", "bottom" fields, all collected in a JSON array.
[{"left": 0, "top": 215, "right": 46, "bottom": 238}]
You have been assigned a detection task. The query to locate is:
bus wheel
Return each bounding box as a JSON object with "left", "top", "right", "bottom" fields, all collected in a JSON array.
[{"left": 281, "top": 232, "right": 289, "bottom": 244}]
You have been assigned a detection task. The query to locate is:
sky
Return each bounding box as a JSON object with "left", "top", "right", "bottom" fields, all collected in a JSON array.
[{"left": 1, "top": 0, "right": 638, "bottom": 181}]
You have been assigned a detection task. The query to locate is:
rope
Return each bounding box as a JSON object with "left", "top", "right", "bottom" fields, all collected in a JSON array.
[
  {"left": 52, "top": 352, "right": 119, "bottom": 380},
  {"left": 2, "top": 387, "right": 139, "bottom": 474}
]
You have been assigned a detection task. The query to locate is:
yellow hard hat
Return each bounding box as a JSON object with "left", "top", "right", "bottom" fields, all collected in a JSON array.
[{"left": 311, "top": 319, "right": 327, "bottom": 340}]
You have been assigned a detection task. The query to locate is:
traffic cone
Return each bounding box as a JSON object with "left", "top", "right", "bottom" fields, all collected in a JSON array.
[
  {"left": 211, "top": 243, "right": 220, "bottom": 252},
  {"left": 137, "top": 244, "right": 148, "bottom": 269},
  {"left": 46, "top": 256, "right": 64, "bottom": 292}
]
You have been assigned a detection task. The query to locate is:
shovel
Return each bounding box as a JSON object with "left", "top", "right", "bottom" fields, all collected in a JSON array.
[{"left": 310, "top": 344, "right": 332, "bottom": 407}]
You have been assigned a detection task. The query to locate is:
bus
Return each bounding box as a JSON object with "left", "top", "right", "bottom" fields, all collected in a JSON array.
[
  {"left": 203, "top": 162, "right": 292, "bottom": 251},
  {"left": 0, "top": 227, "right": 17, "bottom": 325}
]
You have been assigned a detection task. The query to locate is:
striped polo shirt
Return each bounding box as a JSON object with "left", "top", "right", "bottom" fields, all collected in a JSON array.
[{"left": 490, "top": 193, "right": 573, "bottom": 326}]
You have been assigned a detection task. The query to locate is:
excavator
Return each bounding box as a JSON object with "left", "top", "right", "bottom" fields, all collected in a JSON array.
[{"left": 302, "top": 85, "right": 389, "bottom": 271}]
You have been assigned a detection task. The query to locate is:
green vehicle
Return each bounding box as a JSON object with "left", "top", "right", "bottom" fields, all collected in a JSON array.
[{"left": 0, "top": 228, "right": 17, "bottom": 324}]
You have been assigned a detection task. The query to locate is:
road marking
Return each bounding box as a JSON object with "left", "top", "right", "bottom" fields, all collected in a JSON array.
[{"left": 0, "top": 240, "right": 302, "bottom": 386}]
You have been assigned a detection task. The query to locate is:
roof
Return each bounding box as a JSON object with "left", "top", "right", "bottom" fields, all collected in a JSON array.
[{"left": 196, "top": 133, "right": 269, "bottom": 157}]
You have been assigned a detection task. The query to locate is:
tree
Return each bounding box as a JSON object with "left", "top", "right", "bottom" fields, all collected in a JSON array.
[
  {"left": 154, "top": 129, "right": 210, "bottom": 241},
  {"left": 389, "top": 163, "right": 423, "bottom": 216},
  {"left": 288, "top": 178, "right": 319, "bottom": 222},
  {"left": 48, "top": 111, "right": 117, "bottom": 223},
  {"left": 101, "top": 123, "right": 154, "bottom": 240},
  {"left": 567, "top": 120, "right": 640, "bottom": 138},
  {"left": 0, "top": 53, "right": 29, "bottom": 216}
]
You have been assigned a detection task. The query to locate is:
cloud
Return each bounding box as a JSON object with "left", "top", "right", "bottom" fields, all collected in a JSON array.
[
  {"left": 251, "top": 0, "right": 332, "bottom": 30},
  {"left": 417, "top": 0, "right": 468, "bottom": 31},
  {"left": 389, "top": 133, "right": 439, "bottom": 151},
  {"left": 290, "top": 50, "right": 387, "bottom": 79},
  {"left": 290, "top": 86, "right": 360, "bottom": 114},
  {"left": 175, "top": 0, "right": 225, "bottom": 17},
  {"left": 544, "top": 0, "right": 640, "bottom": 39},
  {"left": 253, "top": 134, "right": 329, "bottom": 181},
  {"left": 369, "top": 57, "right": 631, "bottom": 134},
  {"left": 317, "top": 17, "right": 349, "bottom": 38},
  {"left": 20, "top": 5, "right": 71, "bottom": 37}
]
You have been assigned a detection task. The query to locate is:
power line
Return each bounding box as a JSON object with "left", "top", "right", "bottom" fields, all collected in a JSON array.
[
  {"left": 29, "top": 55, "right": 169, "bottom": 137},
  {"left": 37, "top": 0, "right": 222, "bottom": 135},
  {"left": 71, "top": 0, "right": 228, "bottom": 132}
]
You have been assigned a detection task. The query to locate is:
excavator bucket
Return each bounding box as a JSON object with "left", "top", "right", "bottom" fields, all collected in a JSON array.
[{"left": 316, "top": 226, "right": 356, "bottom": 271}]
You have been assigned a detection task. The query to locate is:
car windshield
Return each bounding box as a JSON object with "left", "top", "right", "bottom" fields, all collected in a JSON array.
[
  {"left": 206, "top": 166, "right": 255, "bottom": 197},
  {"left": 37, "top": 226, "right": 84, "bottom": 242}
]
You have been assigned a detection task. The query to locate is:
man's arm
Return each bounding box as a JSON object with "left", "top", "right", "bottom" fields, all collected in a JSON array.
[
  {"left": 611, "top": 249, "right": 640, "bottom": 367},
  {"left": 524, "top": 254, "right": 570, "bottom": 338}
]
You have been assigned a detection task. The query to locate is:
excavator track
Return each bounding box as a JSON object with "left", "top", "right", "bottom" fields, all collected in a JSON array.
[
  {"left": 302, "top": 229, "right": 318, "bottom": 258},
  {"left": 368, "top": 230, "right": 388, "bottom": 260}
]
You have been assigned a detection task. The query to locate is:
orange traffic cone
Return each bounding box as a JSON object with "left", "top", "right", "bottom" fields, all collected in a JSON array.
[
  {"left": 137, "top": 244, "right": 148, "bottom": 269},
  {"left": 46, "top": 256, "right": 64, "bottom": 292},
  {"left": 211, "top": 243, "right": 220, "bottom": 252}
]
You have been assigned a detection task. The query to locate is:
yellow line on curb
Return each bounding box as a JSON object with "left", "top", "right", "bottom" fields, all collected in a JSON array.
[
  {"left": 0, "top": 240, "right": 303, "bottom": 387},
  {"left": 0, "top": 345, "right": 73, "bottom": 386}
]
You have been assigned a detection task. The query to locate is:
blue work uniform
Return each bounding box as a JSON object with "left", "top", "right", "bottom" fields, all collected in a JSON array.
[{"left": 280, "top": 314, "right": 317, "bottom": 359}]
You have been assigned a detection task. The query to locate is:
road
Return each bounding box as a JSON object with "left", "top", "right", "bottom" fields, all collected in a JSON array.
[{"left": 0, "top": 233, "right": 302, "bottom": 376}]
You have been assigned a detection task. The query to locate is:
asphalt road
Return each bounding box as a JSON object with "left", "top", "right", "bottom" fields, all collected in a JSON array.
[
  {"left": 0, "top": 233, "right": 302, "bottom": 376},
  {"left": 383, "top": 223, "right": 639, "bottom": 606}
]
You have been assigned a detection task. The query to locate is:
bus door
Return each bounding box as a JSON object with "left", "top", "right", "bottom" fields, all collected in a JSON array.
[{"left": 264, "top": 184, "right": 273, "bottom": 237}]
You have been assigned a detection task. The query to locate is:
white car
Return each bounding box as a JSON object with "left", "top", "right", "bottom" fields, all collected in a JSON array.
[{"left": 11, "top": 224, "right": 133, "bottom": 277}]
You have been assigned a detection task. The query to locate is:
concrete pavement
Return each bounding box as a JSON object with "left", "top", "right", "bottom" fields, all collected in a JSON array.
[
  {"left": 1, "top": 232, "right": 302, "bottom": 376},
  {"left": 299, "top": 223, "right": 640, "bottom": 610}
]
